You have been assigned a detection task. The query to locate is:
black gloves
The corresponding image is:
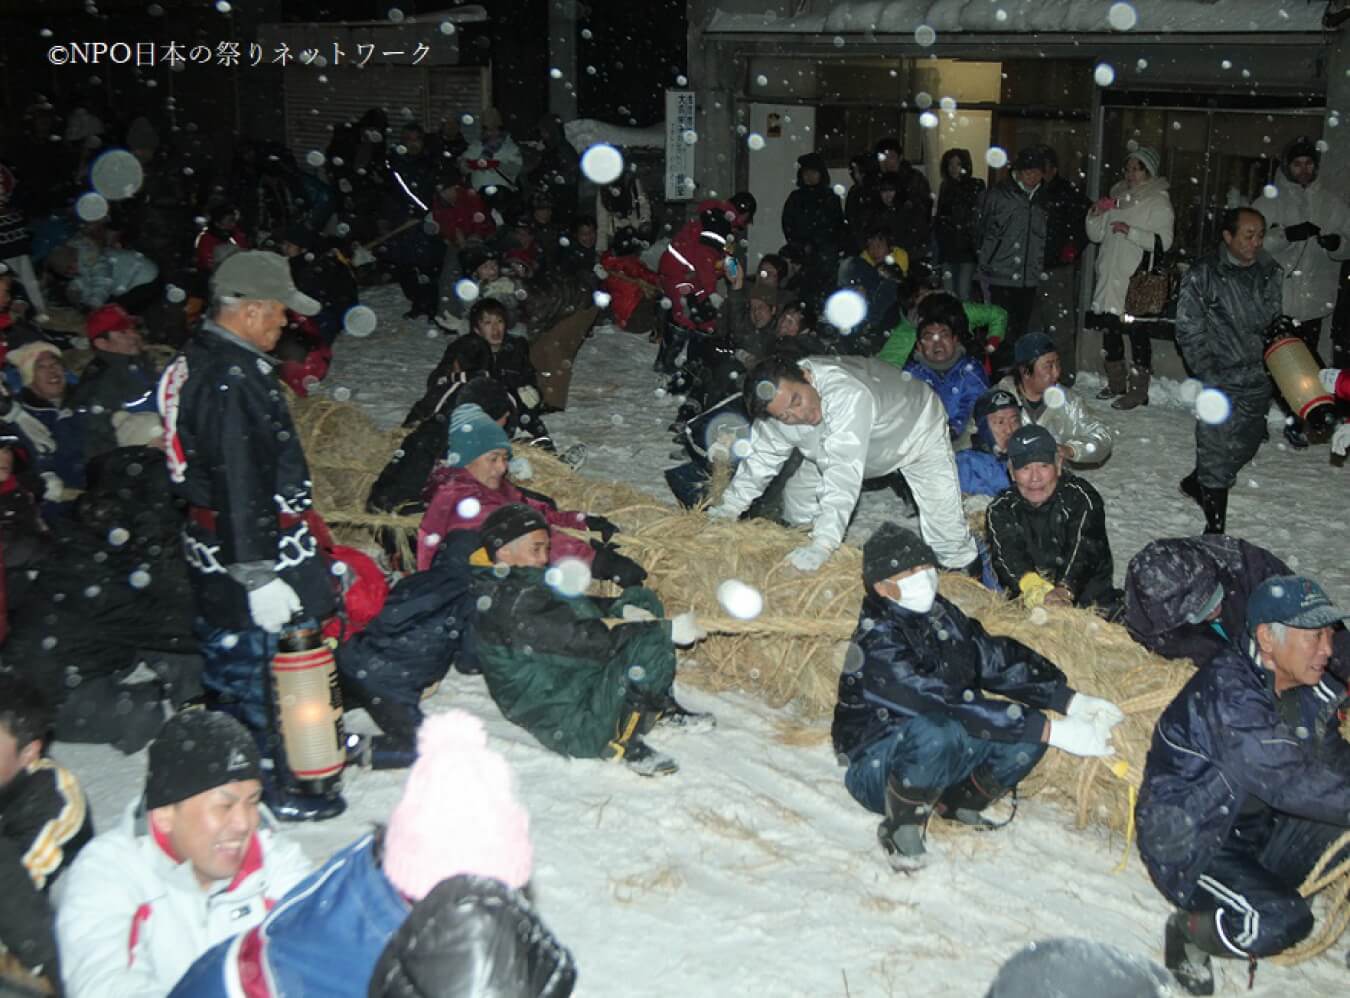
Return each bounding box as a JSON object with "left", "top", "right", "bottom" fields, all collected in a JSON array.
[
  {"left": 584, "top": 514, "right": 619, "bottom": 543},
  {"left": 590, "top": 541, "right": 647, "bottom": 588},
  {"left": 1319, "top": 233, "right": 1343, "bottom": 253},
  {"left": 1283, "top": 221, "right": 1321, "bottom": 243},
  {"left": 369, "top": 874, "right": 577, "bottom": 998},
  {"left": 687, "top": 294, "right": 719, "bottom": 325}
]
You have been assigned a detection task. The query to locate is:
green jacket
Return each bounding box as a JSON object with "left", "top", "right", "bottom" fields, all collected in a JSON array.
[
  {"left": 877, "top": 301, "right": 1008, "bottom": 369},
  {"left": 472, "top": 565, "right": 677, "bottom": 759}
]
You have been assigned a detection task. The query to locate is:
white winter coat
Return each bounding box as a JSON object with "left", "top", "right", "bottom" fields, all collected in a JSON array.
[
  {"left": 595, "top": 177, "right": 653, "bottom": 253},
  {"left": 54, "top": 801, "right": 313, "bottom": 998},
  {"left": 719, "top": 357, "right": 950, "bottom": 551},
  {"left": 1085, "top": 176, "right": 1175, "bottom": 315},
  {"left": 1254, "top": 171, "right": 1350, "bottom": 320},
  {"left": 460, "top": 134, "right": 524, "bottom": 193},
  {"left": 996, "top": 375, "right": 1114, "bottom": 466}
]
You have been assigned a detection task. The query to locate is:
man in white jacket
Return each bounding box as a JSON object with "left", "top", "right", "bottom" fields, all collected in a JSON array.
[
  {"left": 54, "top": 712, "right": 312, "bottom": 998},
  {"left": 997, "top": 333, "right": 1113, "bottom": 467},
  {"left": 709, "top": 355, "right": 979, "bottom": 574},
  {"left": 1254, "top": 136, "right": 1350, "bottom": 445}
]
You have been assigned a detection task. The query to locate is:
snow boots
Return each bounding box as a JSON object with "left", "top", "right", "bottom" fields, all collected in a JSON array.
[
  {"left": 1164, "top": 911, "right": 1223, "bottom": 995},
  {"left": 652, "top": 693, "right": 717, "bottom": 734},
  {"left": 1112, "top": 366, "right": 1150, "bottom": 410},
  {"left": 877, "top": 775, "right": 940, "bottom": 872},
  {"left": 1096, "top": 360, "right": 1128, "bottom": 400},
  {"left": 1180, "top": 472, "right": 1228, "bottom": 535},
  {"left": 935, "top": 766, "right": 1013, "bottom": 830},
  {"left": 606, "top": 701, "right": 679, "bottom": 778}
]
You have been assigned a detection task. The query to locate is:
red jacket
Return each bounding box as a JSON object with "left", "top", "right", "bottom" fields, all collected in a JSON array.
[
  {"left": 432, "top": 189, "right": 496, "bottom": 244},
  {"left": 658, "top": 233, "right": 723, "bottom": 333},
  {"left": 194, "top": 227, "right": 249, "bottom": 273},
  {"left": 417, "top": 466, "right": 594, "bottom": 571},
  {"left": 600, "top": 253, "right": 658, "bottom": 329},
  {"left": 1335, "top": 368, "right": 1350, "bottom": 402}
]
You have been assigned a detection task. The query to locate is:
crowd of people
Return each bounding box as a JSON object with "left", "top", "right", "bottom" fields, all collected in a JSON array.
[{"left": 0, "top": 93, "right": 1348, "bottom": 998}]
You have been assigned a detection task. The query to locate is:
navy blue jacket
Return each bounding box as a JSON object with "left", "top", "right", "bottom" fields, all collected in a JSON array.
[
  {"left": 905, "top": 353, "right": 990, "bottom": 437},
  {"left": 1136, "top": 642, "right": 1350, "bottom": 907},
  {"left": 832, "top": 591, "right": 1073, "bottom": 760}
]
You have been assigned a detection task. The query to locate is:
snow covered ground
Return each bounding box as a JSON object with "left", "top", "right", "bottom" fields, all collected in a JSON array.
[{"left": 62, "top": 282, "right": 1348, "bottom": 995}]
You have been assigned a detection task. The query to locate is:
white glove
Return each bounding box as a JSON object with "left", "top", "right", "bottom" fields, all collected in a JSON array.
[
  {"left": 1333, "top": 422, "right": 1350, "bottom": 458},
  {"left": 670, "top": 611, "right": 706, "bottom": 647},
  {"left": 507, "top": 456, "right": 534, "bottom": 481},
  {"left": 247, "top": 578, "right": 303, "bottom": 633},
  {"left": 1319, "top": 368, "right": 1341, "bottom": 395},
  {"left": 39, "top": 472, "right": 64, "bottom": 501},
  {"left": 1066, "top": 693, "right": 1125, "bottom": 729},
  {"left": 1046, "top": 716, "right": 1114, "bottom": 758},
  {"left": 786, "top": 543, "right": 831, "bottom": 572},
  {"left": 620, "top": 605, "right": 656, "bottom": 623},
  {"left": 706, "top": 504, "right": 740, "bottom": 522},
  {"left": 517, "top": 385, "right": 541, "bottom": 409}
]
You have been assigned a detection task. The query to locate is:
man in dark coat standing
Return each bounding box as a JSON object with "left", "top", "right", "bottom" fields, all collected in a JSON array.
[
  {"left": 832, "top": 522, "right": 1122, "bottom": 871},
  {"left": 156, "top": 250, "right": 344, "bottom": 821},
  {"left": 1136, "top": 575, "right": 1350, "bottom": 994},
  {"left": 1173, "top": 206, "right": 1282, "bottom": 535},
  {"left": 781, "top": 152, "right": 845, "bottom": 308},
  {"left": 977, "top": 147, "right": 1049, "bottom": 362}
]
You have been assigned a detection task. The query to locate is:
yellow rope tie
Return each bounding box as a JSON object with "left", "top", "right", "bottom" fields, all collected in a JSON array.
[{"left": 1106, "top": 759, "right": 1138, "bottom": 874}]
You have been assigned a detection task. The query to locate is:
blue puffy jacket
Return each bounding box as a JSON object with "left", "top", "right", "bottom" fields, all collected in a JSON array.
[
  {"left": 170, "top": 833, "right": 409, "bottom": 998},
  {"left": 831, "top": 591, "right": 1073, "bottom": 761},
  {"left": 956, "top": 448, "right": 1010, "bottom": 497},
  {"left": 904, "top": 353, "right": 989, "bottom": 437},
  {"left": 1135, "top": 642, "right": 1350, "bottom": 907}
]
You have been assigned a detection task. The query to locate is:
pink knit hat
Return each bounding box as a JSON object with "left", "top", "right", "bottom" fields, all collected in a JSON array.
[{"left": 382, "top": 710, "right": 533, "bottom": 900}]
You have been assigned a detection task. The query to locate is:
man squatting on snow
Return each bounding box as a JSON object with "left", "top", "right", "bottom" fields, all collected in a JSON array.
[{"left": 708, "top": 354, "right": 980, "bottom": 575}]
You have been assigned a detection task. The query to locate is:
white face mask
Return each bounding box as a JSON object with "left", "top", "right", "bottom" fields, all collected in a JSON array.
[{"left": 890, "top": 567, "right": 939, "bottom": 614}]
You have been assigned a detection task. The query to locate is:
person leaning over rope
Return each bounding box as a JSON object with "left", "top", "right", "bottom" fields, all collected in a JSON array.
[
  {"left": 1136, "top": 575, "right": 1350, "bottom": 994},
  {"left": 831, "top": 522, "right": 1123, "bottom": 872}
]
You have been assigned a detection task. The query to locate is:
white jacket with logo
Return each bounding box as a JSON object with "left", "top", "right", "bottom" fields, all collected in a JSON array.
[
  {"left": 996, "top": 375, "right": 1114, "bottom": 466},
  {"left": 719, "top": 357, "right": 949, "bottom": 551},
  {"left": 54, "top": 801, "right": 313, "bottom": 998},
  {"left": 1254, "top": 171, "right": 1350, "bottom": 321}
]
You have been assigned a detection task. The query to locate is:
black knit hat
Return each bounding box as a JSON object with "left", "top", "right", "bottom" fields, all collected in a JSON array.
[
  {"left": 1013, "top": 147, "right": 1048, "bottom": 172},
  {"left": 1284, "top": 135, "right": 1320, "bottom": 167},
  {"left": 144, "top": 711, "right": 262, "bottom": 810},
  {"left": 863, "top": 522, "right": 937, "bottom": 588},
  {"left": 480, "top": 503, "right": 548, "bottom": 559}
]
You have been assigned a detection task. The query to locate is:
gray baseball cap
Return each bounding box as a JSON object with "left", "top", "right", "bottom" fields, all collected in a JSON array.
[{"left": 210, "top": 250, "right": 321, "bottom": 316}]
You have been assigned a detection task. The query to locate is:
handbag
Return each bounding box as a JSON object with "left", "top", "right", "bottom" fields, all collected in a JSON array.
[{"left": 1124, "top": 235, "right": 1172, "bottom": 317}]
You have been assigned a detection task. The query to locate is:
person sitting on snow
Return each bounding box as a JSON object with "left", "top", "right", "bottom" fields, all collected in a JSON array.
[
  {"left": 71, "top": 304, "right": 160, "bottom": 461},
  {"left": 168, "top": 710, "right": 573, "bottom": 998},
  {"left": 831, "top": 522, "right": 1123, "bottom": 871},
  {"left": 708, "top": 354, "right": 980, "bottom": 576},
  {"left": 1123, "top": 534, "right": 1350, "bottom": 675},
  {"left": 471, "top": 504, "right": 712, "bottom": 778},
  {"left": 435, "top": 248, "right": 521, "bottom": 335},
  {"left": 55, "top": 711, "right": 313, "bottom": 998},
  {"left": 0, "top": 672, "right": 93, "bottom": 992},
  {"left": 996, "top": 332, "right": 1112, "bottom": 466},
  {"left": 1, "top": 341, "right": 84, "bottom": 519},
  {"left": 956, "top": 388, "right": 1021, "bottom": 497},
  {"left": 417, "top": 403, "right": 642, "bottom": 586},
  {"left": 986, "top": 424, "right": 1120, "bottom": 615},
  {"left": 1137, "top": 575, "right": 1350, "bottom": 995},
  {"left": 904, "top": 295, "right": 990, "bottom": 440}
]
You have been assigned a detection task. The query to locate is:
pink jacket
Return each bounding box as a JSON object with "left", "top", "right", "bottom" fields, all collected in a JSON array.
[{"left": 417, "top": 466, "right": 593, "bottom": 571}]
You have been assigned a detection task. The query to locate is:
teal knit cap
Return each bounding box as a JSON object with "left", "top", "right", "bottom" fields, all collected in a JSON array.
[{"left": 447, "top": 403, "right": 512, "bottom": 467}]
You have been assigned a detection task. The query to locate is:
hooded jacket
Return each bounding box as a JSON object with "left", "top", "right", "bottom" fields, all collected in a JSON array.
[
  {"left": 995, "top": 374, "right": 1113, "bottom": 465},
  {"left": 1253, "top": 145, "right": 1350, "bottom": 321},
  {"left": 1136, "top": 642, "right": 1350, "bottom": 907},
  {"left": 904, "top": 348, "right": 989, "bottom": 438},
  {"left": 717, "top": 357, "right": 949, "bottom": 552},
  {"left": 781, "top": 154, "right": 845, "bottom": 258},
  {"left": 934, "top": 149, "right": 984, "bottom": 263},
  {"left": 977, "top": 179, "right": 1047, "bottom": 288},
  {"left": 955, "top": 393, "right": 1016, "bottom": 497},
  {"left": 1173, "top": 250, "right": 1282, "bottom": 392},
  {"left": 832, "top": 591, "right": 1073, "bottom": 761},
  {"left": 1085, "top": 175, "right": 1175, "bottom": 316},
  {"left": 55, "top": 800, "right": 312, "bottom": 998}
]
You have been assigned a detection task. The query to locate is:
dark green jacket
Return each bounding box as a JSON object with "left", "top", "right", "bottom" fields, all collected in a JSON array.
[{"left": 473, "top": 565, "right": 677, "bottom": 758}]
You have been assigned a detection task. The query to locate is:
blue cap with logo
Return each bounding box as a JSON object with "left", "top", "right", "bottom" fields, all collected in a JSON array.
[{"left": 1246, "top": 575, "right": 1348, "bottom": 635}]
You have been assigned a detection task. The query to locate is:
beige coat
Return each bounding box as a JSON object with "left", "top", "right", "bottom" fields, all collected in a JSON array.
[{"left": 1086, "top": 176, "right": 1175, "bottom": 316}]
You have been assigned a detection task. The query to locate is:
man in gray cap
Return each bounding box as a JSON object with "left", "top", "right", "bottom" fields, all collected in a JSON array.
[
  {"left": 156, "top": 251, "right": 345, "bottom": 822},
  {"left": 1137, "top": 574, "right": 1350, "bottom": 993}
]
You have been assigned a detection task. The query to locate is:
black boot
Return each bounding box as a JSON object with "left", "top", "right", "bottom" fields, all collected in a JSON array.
[
  {"left": 960, "top": 556, "right": 983, "bottom": 581},
  {"left": 605, "top": 704, "right": 678, "bottom": 777},
  {"left": 1179, "top": 470, "right": 1202, "bottom": 505},
  {"left": 1164, "top": 911, "right": 1225, "bottom": 996},
  {"left": 889, "top": 473, "right": 919, "bottom": 519},
  {"left": 1283, "top": 421, "right": 1310, "bottom": 450},
  {"left": 654, "top": 326, "right": 688, "bottom": 374},
  {"left": 345, "top": 732, "right": 418, "bottom": 770},
  {"left": 652, "top": 693, "right": 716, "bottom": 734},
  {"left": 935, "top": 766, "right": 1013, "bottom": 830},
  {"left": 877, "top": 775, "right": 941, "bottom": 872},
  {"left": 1199, "top": 485, "right": 1228, "bottom": 535}
]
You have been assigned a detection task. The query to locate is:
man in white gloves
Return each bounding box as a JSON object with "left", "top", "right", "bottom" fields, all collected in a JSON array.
[
  {"left": 471, "top": 503, "right": 713, "bottom": 778},
  {"left": 831, "top": 523, "right": 1122, "bottom": 870},
  {"left": 708, "top": 355, "right": 979, "bottom": 575},
  {"left": 156, "top": 251, "right": 346, "bottom": 822}
]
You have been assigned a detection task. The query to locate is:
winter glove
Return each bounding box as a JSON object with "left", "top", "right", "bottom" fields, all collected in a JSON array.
[
  {"left": 12, "top": 409, "right": 56, "bottom": 454},
  {"left": 1017, "top": 572, "right": 1057, "bottom": 608},
  {"left": 590, "top": 542, "right": 647, "bottom": 588},
  {"left": 687, "top": 294, "right": 718, "bottom": 325},
  {"left": 507, "top": 455, "right": 534, "bottom": 481},
  {"left": 620, "top": 604, "right": 656, "bottom": 623},
  {"left": 1066, "top": 693, "right": 1126, "bottom": 729},
  {"left": 1046, "top": 716, "right": 1114, "bottom": 758},
  {"left": 1318, "top": 233, "right": 1343, "bottom": 253},
  {"left": 1320, "top": 368, "right": 1343, "bottom": 395},
  {"left": 670, "top": 611, "right": 706, "bottom": 647},
  {"left": 247, "top": 577, "right": 303, "bottom": 633},
  {"left": 39, "top": 472, "right": 64, "bottom": 501},
  {"left": 1332, "top": 421, "right": 1350, "bottom": 457},
  {"left": 706, "top": 504, "right": 740, "bottom": 522},
  {"left": 516, "top": 385, "right": 541, "bottom": 410},
  {"left": 1282, "top": 221, "right": 1321, "bottom": 243},
  {"left": 585, "top": 514, "right": 620, "bottom": 542},
  {"left": 786, "top": 543, "right": 831, "bottom": 572}
]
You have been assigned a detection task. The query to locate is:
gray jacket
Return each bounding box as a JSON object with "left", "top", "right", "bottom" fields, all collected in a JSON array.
[
  {"left": 1174, "top": 250, "right": 1282, "bottom": 392},
  {"left": 977, "top": 180, "right": 1047, "bottom": 288}
]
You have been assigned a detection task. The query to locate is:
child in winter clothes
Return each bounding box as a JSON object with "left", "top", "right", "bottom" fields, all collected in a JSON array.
[
  {"left": 169, "top": 710, "right": 573, "bottom": 998},
  {"left": 0, "top": 672, "right": 92, "bottom": 991},
  {"left": 1, "top": 341, "right": 84, "bottom": 518},
  {"left": 436, "top": 248, "right": 521, "bottom": 335},
  {"left": 956, "top": 388, "right": 1020, "bottom": 497},
  {"left": 599, "top": 227, "right": 660, "bottom": 332}
]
